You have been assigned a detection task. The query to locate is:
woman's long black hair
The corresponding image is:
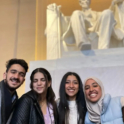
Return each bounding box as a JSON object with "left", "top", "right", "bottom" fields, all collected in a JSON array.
[
  {"left": 30, "top": 68, "right": 58, "bottom": 122},
  {"left": 58, "top": 72, "right": 87, "bottom": 124}
]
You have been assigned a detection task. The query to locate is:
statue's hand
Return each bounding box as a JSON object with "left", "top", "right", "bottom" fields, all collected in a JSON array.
[
  {"left": 47, "top": 3, "right": 61, "bottom": 12},
  {"left": 111, "top": 0, "right": 124, "bottom": 6}
]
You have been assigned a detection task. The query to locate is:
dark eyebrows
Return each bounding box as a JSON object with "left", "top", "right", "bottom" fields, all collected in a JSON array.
[
  {"left": 10, "top": 69, "right": 17, "bottom": 72},
  {"left": 10, "top": 69, "right": 25, "bottom": 76},
  {"left": 92, "top": 82, "right": 98, "bottom": 85},
  {"left": 85, "top": 82, "right": 98, "bottom": 87},
  {"left": 33, "top": 79, "right": 38, "bottom": 81},
  {"left": 66, "top": 80, "right": 70, "bottom": 82},
  {"left": 66, "top": 80, "right": 78, "bottom": 82},
  {"left": 33, "top": 77, "right": 45, "bottom": 80},
  {"left": 73, "top": 80, "right": 78, "bottom": 81},
  {"left": 85, "top": 85, "right": 89, "bottom": 88}
]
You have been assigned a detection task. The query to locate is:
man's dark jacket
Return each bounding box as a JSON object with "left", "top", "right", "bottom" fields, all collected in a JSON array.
[{"left": 0, "top": 80, "right": 18, "bottom": 124}]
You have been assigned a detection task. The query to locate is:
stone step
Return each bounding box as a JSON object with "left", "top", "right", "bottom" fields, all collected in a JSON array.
[
  {"left": 26, "top": 48, "right": 124, "bottom": 98},
  {"left": 62, "top": 47, "right": 124, "bottom": 58},
  {"left": 29, "top": 48, "right": 124, "bottom": 72}
]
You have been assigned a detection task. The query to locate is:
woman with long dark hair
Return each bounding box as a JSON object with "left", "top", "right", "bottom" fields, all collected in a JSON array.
[
  {"left": 10, "top": 68, "right": 58, "bottom": 124},
  {"left": 57, "top": 72, "right": 87, "bottom": 124}
]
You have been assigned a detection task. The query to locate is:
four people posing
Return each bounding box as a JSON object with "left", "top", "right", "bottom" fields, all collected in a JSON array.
[{"left": 0, "top": 59, "right": 124, "bottom": 124}]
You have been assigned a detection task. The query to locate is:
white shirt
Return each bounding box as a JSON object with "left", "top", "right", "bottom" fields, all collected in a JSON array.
[{"left": 68, "top": 101, "right": 78, "bottom": 124}]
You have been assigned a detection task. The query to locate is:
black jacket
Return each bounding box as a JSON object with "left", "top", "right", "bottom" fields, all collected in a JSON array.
[
  {"left": 0, "top": 80, "right": 18, "bottom": 124},
  {"left": 10, "top": 90, "right": 58, "bottom": 124}
]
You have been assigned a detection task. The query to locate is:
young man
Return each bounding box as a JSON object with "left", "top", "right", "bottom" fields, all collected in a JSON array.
[{"left": 0, "top": 58, "right": 28, "bottom": 124}]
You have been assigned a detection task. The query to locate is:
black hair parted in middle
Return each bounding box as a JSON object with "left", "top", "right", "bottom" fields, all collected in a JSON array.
[
  {"left": 30, "top": 67, "right": 58, "bottom": 122},
  {"left": 58, "top": 72, "right": 87, "bottom": 124}
]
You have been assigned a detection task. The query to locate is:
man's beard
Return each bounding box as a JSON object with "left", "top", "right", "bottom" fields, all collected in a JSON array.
[{"left": 4, "top": 78, "right": 20, "bottom": 92}]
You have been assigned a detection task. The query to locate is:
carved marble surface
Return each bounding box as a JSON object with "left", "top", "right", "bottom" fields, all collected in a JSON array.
[
  {"left": 46, "top": 0, "right": 124, "bottom": 59},
  {"left": 26, "top": 48, "right": 124, "bottom": 98}
]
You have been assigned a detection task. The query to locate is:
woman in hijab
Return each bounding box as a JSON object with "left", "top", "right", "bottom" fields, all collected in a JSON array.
[{"left": 83, "top": 77, "right": 124, "bottom": 124}]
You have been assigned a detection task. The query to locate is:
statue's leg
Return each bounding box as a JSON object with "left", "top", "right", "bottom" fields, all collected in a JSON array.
[
  {"left": 70, "top": 10, "right": 91, "bottom": 50},
  {"left": 95, "top": 10, "right": 116, "bottom": 49}
]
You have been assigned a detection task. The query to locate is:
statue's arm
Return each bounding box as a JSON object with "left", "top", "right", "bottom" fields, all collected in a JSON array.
[
  {"left": 45, "top": 3, "right": 61, "bottom": 35},
  {"left": 112, "top": 0, "right": 124, "bottom": 5},
  {"left": 47, "top": 3, "right": 61, "bottom": 13},
  {"left": 46, "top": 3, "right": 70, "bottom": 36},
  {"left": 110, "top": 0, "right": 124, "bottom": 10}
]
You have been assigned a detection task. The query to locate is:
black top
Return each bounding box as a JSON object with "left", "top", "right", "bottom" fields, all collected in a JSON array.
[
  {"left": 10, "top": 90, "right": 44, "bottom": 124},
  {"left": 10, "top": 90, "right": 58, "bottom": 124},
  {"left": 0, "top": 80, "right": 18, "bottom": 123},
  {"left": 3, "top": 82, "right": 18, "bottom": 122}
]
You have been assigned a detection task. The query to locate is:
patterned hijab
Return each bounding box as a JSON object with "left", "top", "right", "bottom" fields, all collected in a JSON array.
[{"left": 83, "top": 77, "right": 105, "bottom": 124}]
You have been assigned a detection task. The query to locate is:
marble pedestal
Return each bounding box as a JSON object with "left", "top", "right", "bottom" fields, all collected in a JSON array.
[{"left": 26, "top": 48, "right": 124, "bottom": 98}]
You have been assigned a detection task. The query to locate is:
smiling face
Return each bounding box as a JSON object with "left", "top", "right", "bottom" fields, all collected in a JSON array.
[
  {"left": 5, "top": 64, "right": 26, "bottom": 91},
  {"left": 79, "top": 0, "right": 91, "bottom": 9},
  {"left": 32, "top": 72, "right": 50, "bottom": 94},
  {"left": 65, "top": 75, "right": 79, "bottom": 101},
  {"left": 84, "top": 79, "right": 102, "bottom": 103}
]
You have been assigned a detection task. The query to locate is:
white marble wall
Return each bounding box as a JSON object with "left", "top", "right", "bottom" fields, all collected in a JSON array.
[{"left": 26, "top": 48, "right": 124, "bottom": 98}]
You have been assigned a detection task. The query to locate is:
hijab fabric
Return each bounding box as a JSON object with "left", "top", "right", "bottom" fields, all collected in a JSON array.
[{"left": 83, "top": 77, "right": 105, "bottom": 124}]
